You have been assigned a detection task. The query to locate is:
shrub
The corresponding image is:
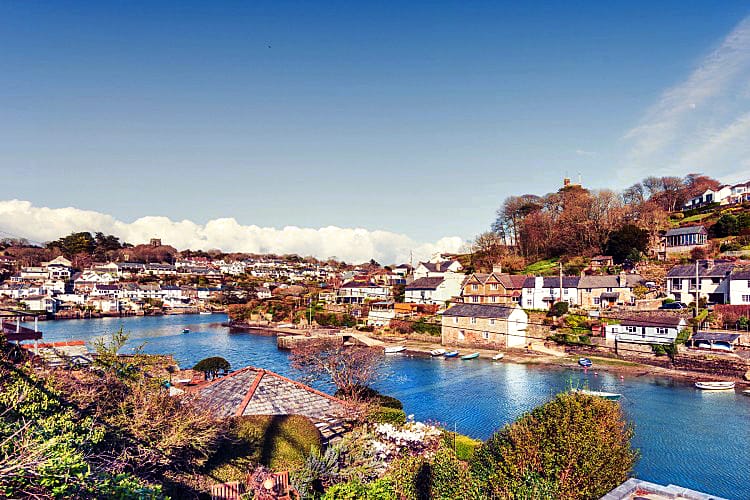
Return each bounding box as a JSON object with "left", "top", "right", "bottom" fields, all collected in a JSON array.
[
  {"left": 322, "top": 478, "right": 396, "bottom": 500},
  {"left": 205, "top": 415, "right": 322, "bottom": 480},
  {"left": 388, "top": 447, "right": 482, "bottom": 500},
  {"left": 549, "top": 301, "right": 569, "bottom": 317},
  {"left": 367, "top": 407, "right": 407, "bottom": 426},
  {"left": 193, "top": 356, "right": 230, "bottom": 380},
  {"left": 335, "top": 386, "right": 403, "bottom": 410},
  {"left": 442, "top": 431, "right": 481, "bottom": 461},
  {"left": 412, "top": 318, "right": 441, "bottom": 336},
  {"left": 470, "top": 392, "right": 637, "bottom": 499}
]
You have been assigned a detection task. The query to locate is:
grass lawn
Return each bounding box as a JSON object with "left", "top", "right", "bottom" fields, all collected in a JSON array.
[
  {"left": 204, "top": 415, "right": 323, "bottom": 482},
  {"left": 523, "top": 258, "right": 559, "bottom": 275}
]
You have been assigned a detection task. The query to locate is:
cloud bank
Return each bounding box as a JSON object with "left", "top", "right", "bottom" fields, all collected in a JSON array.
[
  {"left": 0, "top": 200, "right": 463, "bottom": 264},
  {"left": 623, "top": 16, "right": 750, "bottom": 183}
]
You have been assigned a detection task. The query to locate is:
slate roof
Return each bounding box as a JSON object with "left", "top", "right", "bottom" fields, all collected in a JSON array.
[
  {"left": 578, "top": 274, "right": 644, "bottom": 289},
  {"left": 729, "top": 268, "right": 750, "bottom": 280},
  {"left": 441, "top": 303, "right": 516, "bottom": 319},
  {"left": 692, "top": 332, "right": 741, "bottom": 343},
  {"left": 406, "top": 277, "right": 445, "bottom": 290},
  {"left": 196, "top": 367, "right": 346, "bottom": 420},
  {"left": 664, "top": 225, "right": 706, "bottom": 237},
  {"left": 616, "top": 313, "right": 686, "bottom": 328},
  {"left": 418, "top": 260, "right": 459, "bottom": 273},
  {"left": 340, "top": 281, "right": 380, "bottom": 289},
  {"left": 666, "top": 261, "right": 734, "bottom": 278},
  {"left": 522, "top": 276, "right": 581, "bottom": 288}
]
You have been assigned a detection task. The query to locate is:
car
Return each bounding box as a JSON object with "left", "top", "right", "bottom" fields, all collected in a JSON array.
[{"left": 660, "top": 302, "right": 688, "bottom": 310}]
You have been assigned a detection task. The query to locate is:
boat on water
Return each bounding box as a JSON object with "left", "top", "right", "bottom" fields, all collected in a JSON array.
[
  {"left": 743, "top": 390, "right": 750, "bottom": 397},
  {"left": 461, "top": 352, "right": 480, "bottom": 360},
  {"left": 695, "top": 381, "right": 735, "bottom": 391},
  {"left": 429, "top": 349, "right": 446, "bottom": 356},
  {"left": 182, "top": 328, "right": 190, "bottom": 334},
  {"left": 578, "top": 357, "right": 593, "bottom": 368},
  {"left": 492, "top": 353, "right": 505, "bottom": 361},
  {"left": 573, "top": 389, "right": 622, "bottom": 401},
  {"left": 384, "top": 346, "right": 406, "bottom": 354},
  {"left": 443, "top": 351, "right": 459, "bottom": 358},
  {"left": 199, "top": 311, "right": 212, "bottom": 315}
]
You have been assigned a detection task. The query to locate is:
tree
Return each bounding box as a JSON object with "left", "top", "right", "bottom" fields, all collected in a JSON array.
[
  {"left": 471, "top": 231, "right": 506, "bottom": 272},
  {"left": 290, "top": 342, "right": 382, "bottom": 402},
  {"left": 47, "top": 232, "right": 96, "bottom": 257},
  {"left": 470, "top": 392, "right": 637, "bottom": 499},
  {"left": 605, "top": 224, "right": 650, "bottom": 264},
  {"left": 193, "top": 357, "right": 231, "bottom": 380},
  {"left": 712, "top": 214, "right": 740, "bottom": 237}
]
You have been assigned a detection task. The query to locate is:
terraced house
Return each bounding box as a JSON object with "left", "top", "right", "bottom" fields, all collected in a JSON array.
[
  {"left": 441, "top": 303, "right": 528, "bottom": 349},
  {"left": 666, "top": 260, "right": 733, "bottom": 305},
  {"left": 577, "top": 272, "right": 644, "bottom": 309},
  {"left": 461, "top": 266, "right": 526, "bottom": 305}
]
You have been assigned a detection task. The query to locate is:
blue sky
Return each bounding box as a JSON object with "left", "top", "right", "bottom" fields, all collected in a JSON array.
[{"left": 2, "top": 1, "right": 750, "bottom": 261}]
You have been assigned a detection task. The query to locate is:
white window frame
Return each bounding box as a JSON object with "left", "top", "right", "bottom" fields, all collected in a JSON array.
[
  {"left": 482, "top": 331, "right": 489, "bottom": 340},
  {"left": 470, "top": 317, "right": 477, "bottom": 324}
]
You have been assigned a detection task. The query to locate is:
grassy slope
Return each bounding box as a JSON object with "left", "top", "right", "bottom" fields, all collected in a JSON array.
[{"left": 523, "top": 257, "right": 560, "bottom": 276}]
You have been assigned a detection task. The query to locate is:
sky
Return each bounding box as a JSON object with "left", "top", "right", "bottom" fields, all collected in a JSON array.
[{"left": 2, "top": 1, "right": 750, "bottom": 263}]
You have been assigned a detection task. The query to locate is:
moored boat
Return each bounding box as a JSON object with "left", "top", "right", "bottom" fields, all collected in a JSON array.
[
  {"left": 199, "top": 311, "right": 212, "bottom": 315},
  {"left": 743, "top": 390, "right": 750, "bottom": 397},
  {"left": 430, "top": 349, "right": 446, "bottom": 356},
  {"left": 578, "top": 357, "right": 592, "bottom": 368},
  {"left": 573, "top": 388, "right": 622, "bottom": 401},
  {"left": 461, "top": 352, "right": 480, "bottom": 360},
  {"left": 182, "top": 328, "right": 190, "bottom": 334},
  {"left": 695, "top": 381, "right": 735, "bottom": 391},
  {"left": 492, "top": 353, "right": 505, "bottom": 361},
  {"left": 443, "top": 351, "right": 459, "bottom": 358},
  {"left": 384, "top": 346, "right": 406, "bottom": 354}
]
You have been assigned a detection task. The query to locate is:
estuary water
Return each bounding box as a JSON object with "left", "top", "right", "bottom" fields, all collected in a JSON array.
[{"left": 34, "top": 314, "right": 750, "bottom": 499}]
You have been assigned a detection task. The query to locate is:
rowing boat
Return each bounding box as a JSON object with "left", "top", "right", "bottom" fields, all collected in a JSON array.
[
  {"left": 573, "top": 389, "right": 621, "bottom": 401},
  {"left": 694, "top": 381, "right": 735, "bottom": 391},
  {"left": 443, "top": 351, "right": 459, "bottom": 358},
  {"left": 492, "top": 353, "right": 505, "bottom": 361},
  {"left": 384, "top": 346, "right": 406, "bottom": 354},
  {"left": 461, "top": 352, "right": 480, "bottom": 360},
  {"left": 430, "top": 349, "right": 446, "bottom": 356}
]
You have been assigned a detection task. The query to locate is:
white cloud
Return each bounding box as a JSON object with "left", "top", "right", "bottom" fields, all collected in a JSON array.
[
  {"left": 0, "top": 200, "right": 463, "bottom": 264},
  {"left": 622, "top": 16, "right": 750, "bottom": 181}
]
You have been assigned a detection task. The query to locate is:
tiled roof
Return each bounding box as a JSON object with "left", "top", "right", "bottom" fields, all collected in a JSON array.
[
  {"left": 665, "top": 225, "right": 706, "bottom": 236},
  {"left": 666, "top": 261, "right": 734, "bottom": 278},
  {"left": 406, "top": 277, "right": 444, "bottom": 290},
  {"left": 197, "top": 367, "right": 346, "bottom": 420},
  {"left": 616, "top": 313, "right": 686, "bottom": 328},
  {"left": 441, "top": 303, "right": 517, "bottom": 318},
  {"left": 522, "top": 276, "right": 581, "bottom": 288}
]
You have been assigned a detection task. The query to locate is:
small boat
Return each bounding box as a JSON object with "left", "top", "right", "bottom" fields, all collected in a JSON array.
[
  {"left": 182, "top": 328, "right": 190, "bottom": 334},
  {"left": 578, "top": 357, "right": 593, "bottom": 368},
  {"left": 573, "top": 389, "right": 622, "bottom": 401},
  {"left": 492, "top": 353, "right": 505, "bottom": 361},
  {"left": 384, "top": 346, "right": 406, "bottom": 354},
  {"left": 695, "top": 381, "right": 735, "bottom": 391},
  {"left": 199, "top": 311, "right": 212, "bottom": 315},
  {"left": 443, "top": 351, "right": 459, "bottom": 358},
  {"left": 429, "top": 349, "right": 446, "bottom": 356},
  {"left": 743, "top": 390, "right": 750, "bottom": 397},
  {"left": 461, "top": 352, "right": 480, "bottom": 360}
]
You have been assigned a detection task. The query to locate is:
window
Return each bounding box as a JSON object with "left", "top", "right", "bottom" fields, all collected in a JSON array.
[
  {"left": 489, "top": 319, "right": 495, "bottom": 326},
  {"left": 743, "top": 295, "right": 750, "bottom": 303},
  {"left": 526, "top": 299, "right": 532, "bottom": 306},
  {"left": 586, "top": 288, "right": 592, "bottom": 293},
  {"left": 453, "top": 317, "right": 458, "bottom": 324},
  {"left": 625, "top": 326, "right": 637, "bottom": 333},
  {"left": 747, "top": 280, "right": 750, "bottom": 288},
  {"left": 564, "top": 288, "right": 569, "bottom": 295},
  {"left": 482, "top": 331, "right": 489, "bottom": 340},
  {"left": 472, "top": 296, "right": 480, "bottom": 303},
  {"left": 472, "top": 284, "right": 478, "bottom": 291},
  {"left": 458, "top": 330, "right": 465, "bottom": 341},
  {"left": 470, "top": 317, "right": 477, "bottom": 324},
  {"left": 491, "top": 296, "right": 498, "bottom": 303},
  {"left": 490, "top": 283, "right": 499, "bottom": 290},
  {"left": 656, "top": 327, "right": 668, "bottom": 335},
  {"left": 594, "top": 297, "right": 600, "bottom": 305},
  {"left": 606, "top": 287, "right": 613, "bottom": 292}
]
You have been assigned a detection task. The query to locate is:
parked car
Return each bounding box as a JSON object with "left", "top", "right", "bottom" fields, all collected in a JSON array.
[{"left": 660, "top": 302, "right": 688, "bottom": 310}]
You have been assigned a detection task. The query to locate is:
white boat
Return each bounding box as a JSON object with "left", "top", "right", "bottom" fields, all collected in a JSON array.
[
  {"left": 492, "top": 353, "right": 505, "bottom": 361},
  {"left": 695, "top": 381, "right": 735, "bottom": 391},
  {"left": 573, "top": 389, "right": 621, "bottom": 401},
  {"left": 430, "top": 349, "right": 446, "bottom": 356},
  {"left": 743, "top": 390, "right": 750, "bottom": 397},
  {"left": 199, "top": 311, "right": 212, "bottom": 315},
  {"left": 384, "top": 346, "right": 406, "bottom": 354}
]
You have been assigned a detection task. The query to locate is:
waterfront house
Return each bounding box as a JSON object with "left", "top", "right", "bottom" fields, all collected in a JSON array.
[
  {"left": 461, "top": 268, "right": 525, "bottom": 305},
  {"left": 661, "top": 226, "right": 708, "bottom": 258},
  {"left": 577, "top": 272, "right": 643, "bottom": 309},
  {"left": 441, "top": 303, "right": 528, "bottom": 349},
  {"left": 727, "top": 268, "right": 750, "bottom": 304},
  {"left": 366, "top": 301, "right": 395, "bottom": 326},
  {"left": 521, "top": 276, "right": 580, "bottom": 310},
  {"left": 666, "top": 259, "right": 733, "bottom": 304},
  {"left": 21, "top": 295, "right": 59, "bottom": 313},
  {"left": 405, "top": 277, "right": 462, "bottom": 305},
  {"left": 604, "top": 314, "right": 687, "bottom": 345}
]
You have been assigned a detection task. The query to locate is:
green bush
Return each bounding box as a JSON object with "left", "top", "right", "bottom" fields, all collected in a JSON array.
[
  {"left": 322, "top": 478, "right": 396, "bottom": 499},
  {"left": 549, "top": 301, "right": 569, "bottom": 317},
  {"left": 470, "top": 392, "right": 637, "bottom": 499},
  {"left": 367, "top": 406, "right": 407, "bottom": 425},
  {"left": 442, "top": 431, "right": 481, "bottom": 461},
  {"left": 651, "top": 344, "right": 667, "bottom": 356},
  {"left": 334, "top": 386, "right": 403, "bottom": 409},
  {"left": 412, "top": 318, "right": 441, "bottom": 336},
  {"left": 205, "top": 415, "right": 322, "bottom": 480},
  {"left": 388, "top": 447, "right": 482, "bottom": 500}
]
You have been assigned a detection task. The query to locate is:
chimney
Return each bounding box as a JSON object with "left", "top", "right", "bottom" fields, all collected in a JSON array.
[
  {"left": 534, "top": 276, "right": 544, "bottom": 289},
  {"left": 618, "top": 270, "right": 627, "bottom": 287},
  {"left": 492, "top": 263, "right": 503, "bottom": 274}
]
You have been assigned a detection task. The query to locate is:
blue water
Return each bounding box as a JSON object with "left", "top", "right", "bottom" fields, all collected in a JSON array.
[{"left": 34, "top": 314, "right": 750, "bottom": 499}]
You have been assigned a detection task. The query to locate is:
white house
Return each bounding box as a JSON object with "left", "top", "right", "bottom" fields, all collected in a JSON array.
[
  {"left": 91, "top": 284, "right": 123, "bottom": 298},
  {"left": 0, "top": 284, "right": 46, "bottom": 299},
  {"left": 605, "top": 315, "right": 687, "bottom": 345},
  {"left": 413, "top": 260, "right": 463, "bottom": 280},
  {"left": 665, "top": 260, "right": 733, "bottom": 304},
  {"left": 336, "top": 281, "right": 390, "bottom": 304},
  {"left": 21, "top": 295, "right": 59, "bottom": 313},
  {"left": 683, "top": 186, "right": 732, "bottom": 210},
  {"left": 366, "top": 302, "right": 396, "bottom": 327},
  {"left": 256, "top": 287, "right": 272, "bottom": 300},
  {"left": 88, "top": 297, "right": 121, "bottom": 314},
  {"left": 521, "top": 276, "right": 580, "bottom": 310},
  {"left": 728, "top": 269, "right": 750, "bottom": 305},
  {"left": 20, "top": 267, "right": 48, "bottom": 280},
  {"left": 405, "top": 277, "right": 462, "bottom": 305}
]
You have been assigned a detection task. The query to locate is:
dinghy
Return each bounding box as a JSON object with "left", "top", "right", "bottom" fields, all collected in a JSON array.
[
  {"left": 694, "top": 381, "right": 735, "bottom": 391},
  {"left": 743, "top": 390, "right": 750, "bottom": 397},
  {"left": 182, "top": 328, "right": 190, "bottom": 334},
  {"left": 461, "top": 352, "right": 480, "bottom": 360},
  {"left": 384, "top": 346, "right": 406, "bottom": 354},
  {"left": 492, "top": 353, "right": 505, "bottom": 361},
  {"left": 443, "top": 351, "right": 459, "bottom": 358},
  {"left": 573, "top": 389, "right": 621, "bottom": 401},
  {"left": 578, "top": 357, "right": 592, "bottom": 368},
  {"left": 429, "top": 349, "right": 446, "bottom": 356}
]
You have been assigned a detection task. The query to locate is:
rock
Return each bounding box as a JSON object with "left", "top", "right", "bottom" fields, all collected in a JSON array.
[{"left": 744, "top": 369, "right": 750, "bottom": 382}]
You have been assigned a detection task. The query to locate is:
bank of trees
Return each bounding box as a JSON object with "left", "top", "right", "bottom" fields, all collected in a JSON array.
[{"left": 487, "top": 173, "right": 718, "bottom": 265}]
